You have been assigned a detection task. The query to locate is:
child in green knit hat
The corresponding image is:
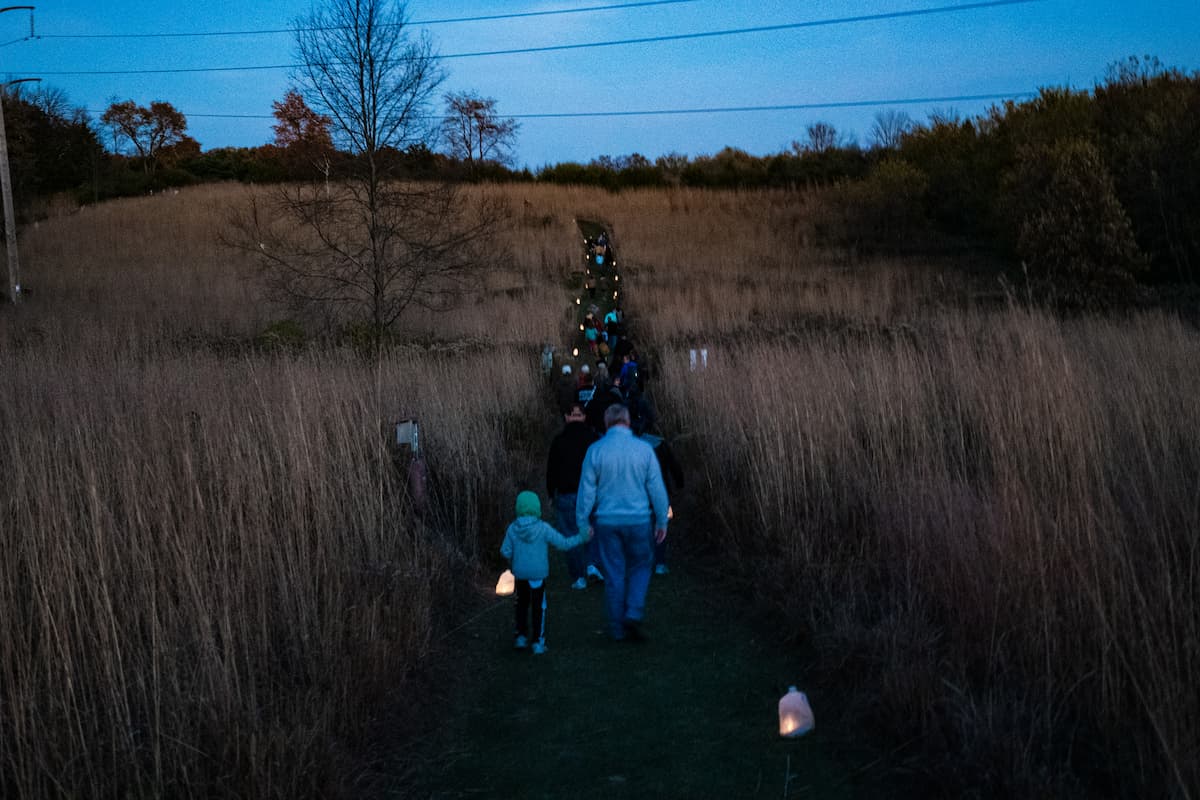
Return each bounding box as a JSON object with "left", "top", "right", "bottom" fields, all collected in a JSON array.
[{"left": 501, "top": 490, "right": 592, "bottom": 654}]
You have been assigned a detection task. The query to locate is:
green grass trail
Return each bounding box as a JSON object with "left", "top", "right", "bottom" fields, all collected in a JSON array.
[
  {"left": 407, "top": 221, "right": 871, "bottom": 798},
  {"left": 411, "top": 565, "right": 866, "bottom": 799}
]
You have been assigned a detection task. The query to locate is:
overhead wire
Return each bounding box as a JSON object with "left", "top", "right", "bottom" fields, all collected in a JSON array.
[
  {"left": 18, "top": 0, "right": 1047, "bottom": 76},
  {"left": 105, "top": 93, "right": 1035, "bottom": 122},
  {"left": 31, "top": 0, "right": 700, "bottom": 40}
]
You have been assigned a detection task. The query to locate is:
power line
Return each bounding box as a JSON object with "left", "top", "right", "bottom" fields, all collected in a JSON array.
[
  {"left": 33, "top": 0, "right": 699, "bottom": 41},
  {"left": 85, "top": 92, "right": 1037, "bottom": 122},
  {"left": 21, "top": 0, "right": 1046, "bottom": 76}
]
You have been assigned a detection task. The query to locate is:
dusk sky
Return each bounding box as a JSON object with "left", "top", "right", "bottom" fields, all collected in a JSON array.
[{"left": 4, "top": 0, "right": 1198, "bottom": 168}]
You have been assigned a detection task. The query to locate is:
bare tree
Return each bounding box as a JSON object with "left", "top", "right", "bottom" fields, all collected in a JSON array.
[
  {"left": 868, "top": 109, "right": 913, "bottom": 150},
  {"left": 442, "top": 91, "right": 519, "bottom": 174},
  {"left": 790, "top": 121, "right": 844, "bottom": 154},
  {"left": 229, "top": 0, "right": 507, "bottom": 341}
]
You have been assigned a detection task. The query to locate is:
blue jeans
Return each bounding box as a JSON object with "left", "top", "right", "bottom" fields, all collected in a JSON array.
[
  {"left": 594, "top": 520, "right": 654, "bottom": 639},
  {"left": 555, "top": 493, "right": 589, "bottom": 581}
]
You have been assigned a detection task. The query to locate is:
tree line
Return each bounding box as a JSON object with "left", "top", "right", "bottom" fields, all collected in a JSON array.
[{"left": 4, "top": 54, "right": 1197, "bottom": 296}]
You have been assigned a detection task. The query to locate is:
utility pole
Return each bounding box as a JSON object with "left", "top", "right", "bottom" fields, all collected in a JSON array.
[{"left": 1, "top": 5, "right": 37, "bottom": 305}]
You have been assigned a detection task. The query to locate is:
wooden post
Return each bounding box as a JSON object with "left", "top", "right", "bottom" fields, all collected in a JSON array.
[
  {"left": 0, "top": 90, "right": 20, "bottom": 303},
  {"left": 0, "top": 70, "right": 40, "bottom": 304}
]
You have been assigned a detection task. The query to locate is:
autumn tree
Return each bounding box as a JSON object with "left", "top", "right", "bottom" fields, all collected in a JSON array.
[
  {"left": 441, "top": 91, "right": 519, "bottom": 174},
  {"left": 99, "top": 99, "right": 187, "bottom": 174},
  {"left": 229, "top": 0, "right": 506, "bottom": 342},
  {"left": 271, "top": 88, "right": 335, "bottom": 179}
]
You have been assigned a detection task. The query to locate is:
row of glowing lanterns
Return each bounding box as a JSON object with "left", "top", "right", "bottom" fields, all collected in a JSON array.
[{"left": 493, "top": 569, "right": 814, "bottom": 737}]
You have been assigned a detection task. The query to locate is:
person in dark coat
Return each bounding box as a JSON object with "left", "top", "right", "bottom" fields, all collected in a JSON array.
[
  {"left": 638, "top": 433, "right": 685, "bottom": 574},
  {"left": 585, "top": 383, "right": 624, "bottom": 438},
  {"left": 546, "top": 402, "right": 602, "bottom": 588},
  {"left": 555, "top": 364, "right": 576, "bottom": 415}
]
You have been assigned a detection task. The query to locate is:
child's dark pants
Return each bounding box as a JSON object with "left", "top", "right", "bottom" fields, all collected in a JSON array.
[{"left": 514, "top": 579, "right": 546, "bottom": 644}]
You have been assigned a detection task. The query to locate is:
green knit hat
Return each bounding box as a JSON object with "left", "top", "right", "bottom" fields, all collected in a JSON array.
[{"left": 515, "top": 490, "right": 541, "bottom": 518}]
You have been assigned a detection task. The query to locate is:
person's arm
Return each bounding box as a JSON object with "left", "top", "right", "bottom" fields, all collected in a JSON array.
[{"left": 543, "top": 521, "right": 591, "bottom": 551}]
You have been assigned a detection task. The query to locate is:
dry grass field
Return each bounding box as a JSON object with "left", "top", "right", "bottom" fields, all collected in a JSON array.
[{"left": 3, "top": 181, "right": 1197, "bottom": 797}]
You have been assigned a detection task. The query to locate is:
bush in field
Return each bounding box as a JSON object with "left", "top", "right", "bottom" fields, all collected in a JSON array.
[
  {"left": 1011, "top": 138, "right": 1145, "bottom": 289},
  {"left": 814, "top": 158, "right": 928, "bottom": 249},
  {"left": 897, "top": 115, "right": 999, "bottom": 236},
  {"left": 1094, "top": 58, "right": 1200, "bottom": 283}
]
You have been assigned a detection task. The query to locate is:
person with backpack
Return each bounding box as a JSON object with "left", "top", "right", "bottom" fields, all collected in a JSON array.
[
  {"left": 576, "top": 364, "right": 596, "bottom": 406},
  {"left": 617, "top": 350, "right": 640, "bottom": 398},
  {"left": 604, "top": 307, "right": 622, "bottom": 355}
]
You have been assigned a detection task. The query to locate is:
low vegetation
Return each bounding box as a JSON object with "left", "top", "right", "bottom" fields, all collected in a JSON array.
[{"left": 3, "top": 179, "right": 1198, "bottom": 797}]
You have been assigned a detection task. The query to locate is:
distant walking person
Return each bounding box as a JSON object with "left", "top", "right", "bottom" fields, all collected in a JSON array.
[
  {"left": 546, "top": 403, "right": 600, "bottom": 590},
  {"left": 576, "top": 404, "right": 670, "bottom": 641},
  {"left": 555, "top": 364, "right": 576, "bottom": 415},
  {"left": 617, "top": 350, "right": 640, "bottom": 398},
  {"left": 501, "top": 491, "right": 591, "bottom": 655}
]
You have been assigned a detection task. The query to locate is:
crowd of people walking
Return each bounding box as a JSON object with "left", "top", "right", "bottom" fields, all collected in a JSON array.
[{"left": 502, "top": 227, "right": 685, "bottom": 655}]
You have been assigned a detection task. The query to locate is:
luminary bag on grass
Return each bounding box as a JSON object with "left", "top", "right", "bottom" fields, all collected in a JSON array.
[{"left": 778, "top": 686, "right": 815, "bottom": 737}]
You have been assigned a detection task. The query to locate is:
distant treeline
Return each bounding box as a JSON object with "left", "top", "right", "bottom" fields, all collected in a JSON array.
[{"left": 5, "top": 56, "right": 1197, "bottom": 290}]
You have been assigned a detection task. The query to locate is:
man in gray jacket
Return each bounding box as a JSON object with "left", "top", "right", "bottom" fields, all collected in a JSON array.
[{"left": 576, "top": 403, "right": 670, "bottom": 641}]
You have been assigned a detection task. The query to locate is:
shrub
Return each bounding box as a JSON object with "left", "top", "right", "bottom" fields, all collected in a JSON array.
[{"left": 1011, "top": 138, "right": 1146, "bottom": 288}]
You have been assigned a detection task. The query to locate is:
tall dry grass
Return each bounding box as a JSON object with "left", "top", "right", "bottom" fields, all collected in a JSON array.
[
  {"left": 656, "top": 308, "right": 1199, "bottom": 797},
  {"left": 0, "top": 334, "right": 544, "bottom": 797},
  {"left": 11, "top": 179, "right": 1196, "bottom": 795},
  {"left": 3, "top": 182, "right": 565, "bottom": 797}
]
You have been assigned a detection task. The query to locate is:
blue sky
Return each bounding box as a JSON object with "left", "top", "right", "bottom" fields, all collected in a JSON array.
[{"left": 4, "top": 1, "right": 1198, "bottom": 168}]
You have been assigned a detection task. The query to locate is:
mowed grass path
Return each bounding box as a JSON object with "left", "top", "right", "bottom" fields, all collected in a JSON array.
[
  {"left": 407, "top": 221, "right": 870, "bottom": 798},
  {"left": 412, "top": 564, "right": 864, "bottom": 799}
]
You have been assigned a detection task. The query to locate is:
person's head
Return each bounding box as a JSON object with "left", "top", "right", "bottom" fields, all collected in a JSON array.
[
  {"left": 604, "top": 403, "right": 631, "bottom": 430},
  {"left": 565, "top": 403, "right": 586, "bottom": 423},
  {"left": 561, "top": 364, "right": 572, "bottom": 376},
  {"left": 515, "top": 490, "right": 541, "bottom": 519},
  {"left": 580, "top": 364, "right": 591, "bottom": 376}
]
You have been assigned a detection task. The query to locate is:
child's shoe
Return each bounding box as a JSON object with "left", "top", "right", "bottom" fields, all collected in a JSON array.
[
  {"left": 570, "top": 577, "right": 587, "bottom": 590},
  {"left": 586, "top": 564, "right": 605, "bottom": 582},
  {"left": 531, "top": 641, "right": 547, "bottom": 655},
  {"left": 654, "top": 564, "right": 670, "bottom": 576},
  {"left": 514, "top": 635, "right": 529, "bottom": 649}
]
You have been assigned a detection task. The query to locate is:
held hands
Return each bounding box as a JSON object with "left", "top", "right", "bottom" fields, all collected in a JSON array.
[
  {"left": 586, "top": 527, "right": 595, "bottom": 541},
  {"left": 654, "top": 528, "right": 668, "bottom": 545}
]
